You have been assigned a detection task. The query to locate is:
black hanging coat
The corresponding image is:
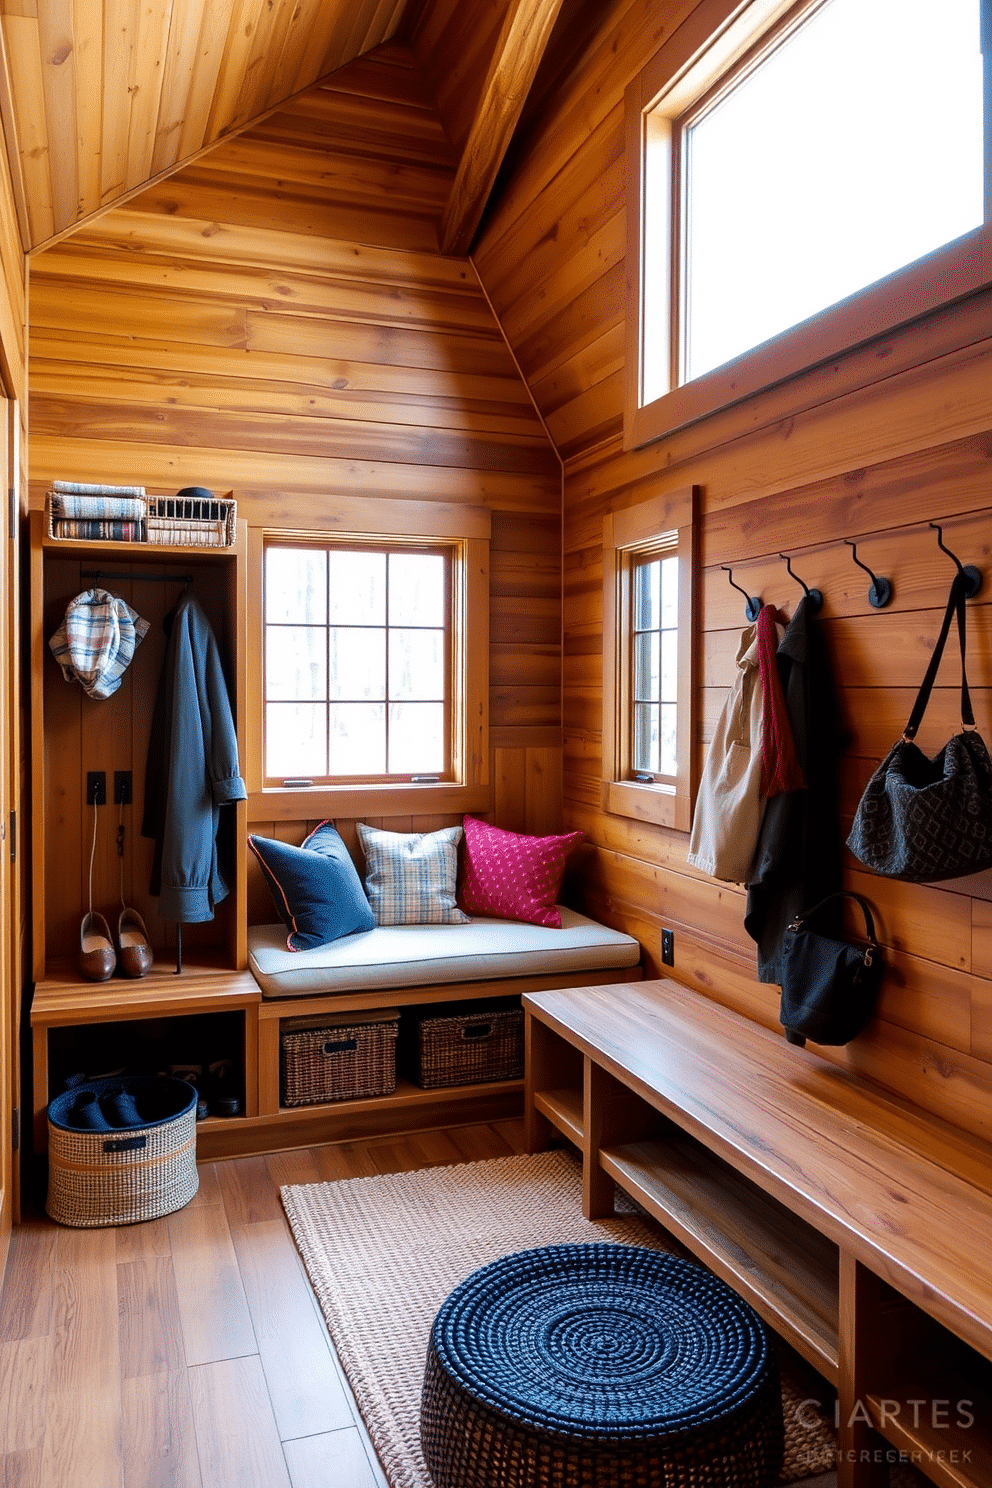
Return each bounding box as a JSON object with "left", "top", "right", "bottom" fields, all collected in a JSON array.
[{"left": 744, "top": 594, "right": 844, "bottom": 986}]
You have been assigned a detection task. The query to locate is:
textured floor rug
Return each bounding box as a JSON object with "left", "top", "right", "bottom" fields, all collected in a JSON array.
[{"left": 281, "top": 1148, "right": 838, "bottom": 1488}]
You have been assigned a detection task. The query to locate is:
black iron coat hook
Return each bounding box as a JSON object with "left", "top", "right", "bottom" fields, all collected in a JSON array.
[
  {"left": 779, "top": 553, "right": 823, "bottom": 611},
  {"left": 844, "top": 540, "right": 892, "bottom": 608},
  {"left": 721, "top": 566, "right": 761, "bottom": 621},
  {"left": 929, "top": 523, "right": 982, "bottom": 598}
]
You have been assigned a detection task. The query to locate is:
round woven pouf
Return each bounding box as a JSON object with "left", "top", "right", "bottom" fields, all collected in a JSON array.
[{"left": 420, "top": 1244, "right": 783, "bottom": 1488}]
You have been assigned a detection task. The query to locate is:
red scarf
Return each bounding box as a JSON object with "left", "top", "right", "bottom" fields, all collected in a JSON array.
[{"left": 757, "top": 604, "right": 805, "bottom": 797}]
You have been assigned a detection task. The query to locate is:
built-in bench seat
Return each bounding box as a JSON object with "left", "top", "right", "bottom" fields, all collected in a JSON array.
[
  {"left": 247, "top": 906, "right": 641, "bottom": 999},
  {"left": 525, "top": 979, "right": 992, "bottom": 1488}
]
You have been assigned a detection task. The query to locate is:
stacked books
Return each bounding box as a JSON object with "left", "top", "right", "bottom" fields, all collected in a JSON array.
[{"left": 47, "top": 481, "right": 147, "bottom": 542}]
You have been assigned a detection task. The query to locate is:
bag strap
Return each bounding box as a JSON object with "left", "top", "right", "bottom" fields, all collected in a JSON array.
[
  {"left": 790, "top": 890, "right": 879, "bottom": 947},
  {"left": 903, "top": 570, "right": 974, "bottom": 740}
]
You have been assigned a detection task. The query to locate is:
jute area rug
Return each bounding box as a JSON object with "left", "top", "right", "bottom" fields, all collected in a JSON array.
[{"left": 281, "top": 1149, "right": 839, "bottom": 1488}]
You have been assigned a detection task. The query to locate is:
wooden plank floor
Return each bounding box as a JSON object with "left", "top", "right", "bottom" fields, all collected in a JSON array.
[{"left": 0, "top": 1118, "right": 528, "bottom": 1488}]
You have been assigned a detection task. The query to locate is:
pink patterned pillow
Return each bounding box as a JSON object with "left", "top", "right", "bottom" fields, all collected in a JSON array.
[{"left": 457, "top": 816, "right": 583, "bottom": 927}]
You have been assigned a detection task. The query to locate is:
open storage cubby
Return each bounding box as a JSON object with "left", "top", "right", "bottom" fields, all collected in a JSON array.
[
  {"left": 29, "top": 965, "right": 261, "bottom": 1155},
  {"left": 29, "top": 506, "right": 248, "bottom": 981},
  {"left": 28, "top": 505, "right": 254, "bottom": 1160},
  {"left": 243, "top": 980, "right": 531, "bottom": 1156},
  {"left": 524, "top": 980, "right": 992, "bottom": 1488},
  {"left": 855, "top": 1274, "right": 992, "bottom": 1488}
]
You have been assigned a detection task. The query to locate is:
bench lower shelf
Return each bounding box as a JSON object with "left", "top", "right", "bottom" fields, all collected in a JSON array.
[{"left": 601, "top": 1136, "right": 839, "bottom": 1382}]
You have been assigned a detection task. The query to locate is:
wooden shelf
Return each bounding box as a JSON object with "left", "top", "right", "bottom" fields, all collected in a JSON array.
[
  {"left": 31, "top": 965, "right": 261, "bottom": 1027},
  {"left": 861, "top": 1308, "right": 992, "bottom": 1488},
  {"left": 275, "top": 1074, "right": 524, "bottom": 1120},
  {"left": 866, "top": 1392, "right": 989, "bottom": 1488},
  {"left": 533, "top": 1085, "right": 583, "bottom": 1145},
  {"left": 601, "top": 1135, "right": 839, "bottom": 1380},
  {"left": 41, "top": 532, "right": 238, "bottom": 563}
]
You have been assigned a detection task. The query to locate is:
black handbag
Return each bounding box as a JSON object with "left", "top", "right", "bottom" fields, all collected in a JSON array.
[
  {"left": 846, "top": 570, "right": 992, "bottom": 882},
  {"left": 779, "top": 891, "right": 884, "bottom": 1047}
]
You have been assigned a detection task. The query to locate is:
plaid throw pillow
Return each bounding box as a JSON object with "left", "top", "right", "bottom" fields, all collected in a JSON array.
[{"left": 356, "top": 823, "right": 469, "bottom": 926}]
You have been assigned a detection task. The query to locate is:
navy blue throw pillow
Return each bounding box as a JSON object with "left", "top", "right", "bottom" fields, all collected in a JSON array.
[{"left": 248, "top": 822, "right": 375, "bottom": 951}]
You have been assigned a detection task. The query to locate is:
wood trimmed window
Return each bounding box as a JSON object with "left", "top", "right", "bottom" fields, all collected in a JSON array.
[
  {"left": 246, "top": 500, "right": 490, "bottom": 817},
  {"left": 602, "top": 485, "right": 698, "bottom": 832},
  {"left": 625, "top": 0, "right": 992, "bottom": 451},
  {"left": 262, "top": 540, "right": 456, "bottom": 785}
]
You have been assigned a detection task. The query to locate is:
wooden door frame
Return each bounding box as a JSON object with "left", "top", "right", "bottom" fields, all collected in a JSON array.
[{"left": 0, "top": 390, "right": 21, "bottom": 1254}]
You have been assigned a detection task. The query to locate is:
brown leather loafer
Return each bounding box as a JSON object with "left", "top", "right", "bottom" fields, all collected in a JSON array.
[
  {"left": 79, "top": 911, "right": 116, "bottom": 981},
  {"left": 117, "top": 908, "right": 153, "bottom": 978}
]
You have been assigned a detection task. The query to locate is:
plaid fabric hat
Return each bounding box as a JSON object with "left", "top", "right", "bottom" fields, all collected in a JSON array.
[{"left": 49, "top": 588, "right": 150, "bottom": 700}]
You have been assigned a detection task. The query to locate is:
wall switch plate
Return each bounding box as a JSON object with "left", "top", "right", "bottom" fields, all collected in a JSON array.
[
  {"left": 86, "top": 771, "right": 106, "bottom": 806},
  {"left": 661, "top": 928, "right": 675, "bottom": 966}
]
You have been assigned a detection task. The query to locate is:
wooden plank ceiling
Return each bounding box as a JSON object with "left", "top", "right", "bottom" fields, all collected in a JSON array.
[{"left": 0, "top": 0, "right": 567, "bottom": 255}]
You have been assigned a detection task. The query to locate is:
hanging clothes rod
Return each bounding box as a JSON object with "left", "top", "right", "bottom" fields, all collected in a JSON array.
[{"left": 81, "top": 570, "right": 192, "bottom": 583}]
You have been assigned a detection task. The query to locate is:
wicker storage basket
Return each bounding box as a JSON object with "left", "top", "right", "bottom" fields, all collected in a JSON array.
[
  {"left": 145, "top": 494, "right": 237, "bottom": 547},
  {"left": 46, "top": 1075, "right": 198, "bottom": 1227},
  {"left": 280, "top": 1008, "right": 399, "bottom": 1107},
  {"left": 408, "top": 1001, "right": 524, "bottom": 1089}
]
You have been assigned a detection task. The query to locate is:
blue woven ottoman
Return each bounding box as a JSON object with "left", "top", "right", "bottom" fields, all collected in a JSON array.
[{"left": 420, "top": 1244, "right": 783, "bottom": 1488}]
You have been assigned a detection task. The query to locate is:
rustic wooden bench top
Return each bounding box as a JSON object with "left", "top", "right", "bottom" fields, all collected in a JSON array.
[{"left": 524, "top": 977, "right": 992, "bottom": 1370}]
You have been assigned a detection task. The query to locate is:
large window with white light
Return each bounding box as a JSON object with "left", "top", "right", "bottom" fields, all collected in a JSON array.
[
  {"left": 627, "top": 0, "right": 992, "bottom": 447},
  {"left": 263, "top": 542, "right": 453, "bottom": 785}
]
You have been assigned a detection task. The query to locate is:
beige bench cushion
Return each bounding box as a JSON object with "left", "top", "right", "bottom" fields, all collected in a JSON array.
[{"left": 247, "top": 907, "right": 640, "bottom": 999}]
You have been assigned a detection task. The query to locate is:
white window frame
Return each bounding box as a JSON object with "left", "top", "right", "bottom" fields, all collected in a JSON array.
[{"left": 624, "top": 0, "right": 992, "bottom": 451}]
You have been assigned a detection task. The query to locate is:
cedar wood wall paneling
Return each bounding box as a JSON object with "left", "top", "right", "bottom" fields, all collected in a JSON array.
[
  {"left": 472, "top": 0, "right": 992, "bottom": 1140},
  {"left": 27, "top": 42, "right": 563, "bottom": 960}
]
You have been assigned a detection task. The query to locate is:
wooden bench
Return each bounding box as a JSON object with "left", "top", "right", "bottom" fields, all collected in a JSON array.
[
  {"left": 524, "top": 979, "right": 992, "bottom": 1488},
  {"left": 30, "top": 913, "right": 642, "bottom": 1164}
]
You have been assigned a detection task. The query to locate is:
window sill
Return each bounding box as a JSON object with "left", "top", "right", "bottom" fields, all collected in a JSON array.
[
  {"left": 248, "top": 781, "right": 493, "bottom": 824},
  {"left": 602, "top": 779, "right": 689, "bottom": 833},
  {"left": 627, "top": 225, "right": 992, "bottom": 451}
]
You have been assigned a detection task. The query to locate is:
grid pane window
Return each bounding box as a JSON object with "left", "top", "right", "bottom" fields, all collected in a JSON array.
[
  {"left": 264, "top": 543, "right": 450, "bottom": 783},
  {"left": 631, "top": 553, "right": 678, "bottom": 777}
]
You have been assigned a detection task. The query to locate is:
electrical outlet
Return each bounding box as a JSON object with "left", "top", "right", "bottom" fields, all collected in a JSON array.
[
  {"left": 114, "top": 770, "right": 133, "bottom": 805},
  {"left": 661, "top": 928, "right": 675, "bottom": 967},
  {"left": 86, "top": 771, "right": 106, "bottom": 806}
]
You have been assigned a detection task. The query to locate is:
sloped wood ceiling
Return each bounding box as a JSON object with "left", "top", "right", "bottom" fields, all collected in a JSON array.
[
  {"left": 1, "top": 0, "right": 408, "bottom": 250},
  {"left": 0, "top": 0, "right": 568, "bottom": 254}
]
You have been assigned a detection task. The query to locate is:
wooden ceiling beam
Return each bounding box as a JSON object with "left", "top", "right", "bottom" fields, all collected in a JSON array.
[{"left": 438, "top": 0, "right": 566, "bottom": 257}]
